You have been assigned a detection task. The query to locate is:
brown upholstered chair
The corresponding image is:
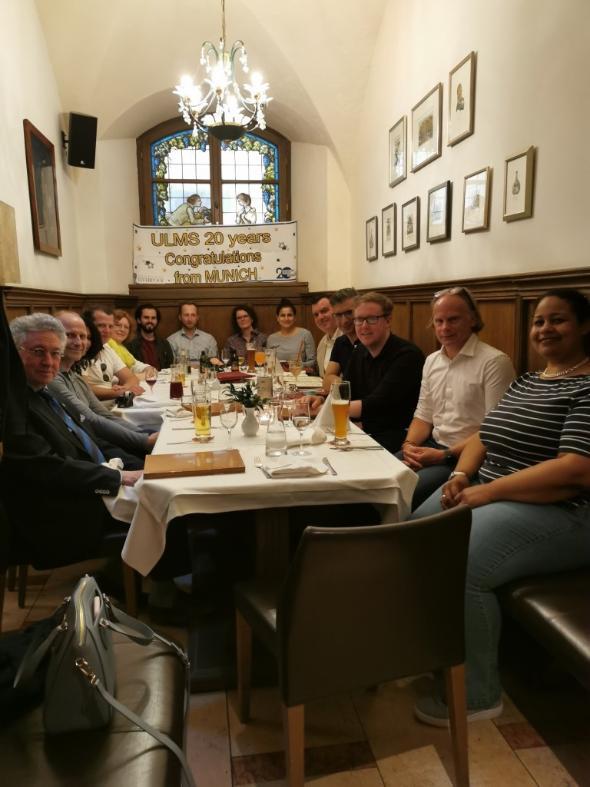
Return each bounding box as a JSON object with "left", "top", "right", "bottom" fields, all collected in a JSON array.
[{"left": 235, "top": 506, "right": 472, "bottom": 787}]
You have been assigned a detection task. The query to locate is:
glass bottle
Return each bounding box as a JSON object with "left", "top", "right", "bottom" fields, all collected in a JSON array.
[{"left": 265, "top": 402, "right": 287, "bottom": 457}]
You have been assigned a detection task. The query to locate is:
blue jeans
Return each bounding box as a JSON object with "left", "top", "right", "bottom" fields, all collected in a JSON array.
[
  {"left": 395, "top": 439, "right": 456, "bottom": 510},
  {"left": 411, "top": 486, "right": 590, "bottom": 709}
]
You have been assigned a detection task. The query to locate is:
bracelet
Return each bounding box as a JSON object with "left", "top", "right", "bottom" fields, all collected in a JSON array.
[{"left": 448, "top": 470, "right": 468, "bottom": 480}]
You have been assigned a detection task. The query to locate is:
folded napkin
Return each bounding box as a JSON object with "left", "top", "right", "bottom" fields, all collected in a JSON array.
[
  {"left": 164, "top": 406, "right": 192, "bottom": 419},
  {"left": 263, "top": 458, "right": 328, "bottom": 478},
  {"left": 133, "top": 394, "right": 180, "bottom": 408},
  {"left": 217, "top": 371, "right": 255, "bottom": 383},
  {"left": 315, "top": 393, "right": 334, "bottom": 430},
  {"left": 286, "top": 426, "right": 326, "bottom": 448}
]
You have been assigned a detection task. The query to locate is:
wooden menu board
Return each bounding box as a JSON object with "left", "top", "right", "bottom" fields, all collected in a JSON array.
[{"left": 144, "top": 449, "right": 245, "bottom": 479}]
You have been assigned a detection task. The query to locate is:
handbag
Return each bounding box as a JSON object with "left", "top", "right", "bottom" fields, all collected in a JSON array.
[{"left": 15, "top": 574, "right": 197, "bottom": 787}]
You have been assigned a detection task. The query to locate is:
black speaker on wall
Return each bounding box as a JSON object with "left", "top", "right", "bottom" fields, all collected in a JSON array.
[{"left": 67, "top": 113, "right": 97, "bottom": 168}]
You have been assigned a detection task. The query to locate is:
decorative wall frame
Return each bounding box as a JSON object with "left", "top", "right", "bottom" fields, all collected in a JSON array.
[
  {"left": 503, "top": 146, "right": 535, "bottom": 222},
  {"left": 23, "top": 119, "right": 61, "bottom": 256},
  {"left": 366, "top": 215, "right": 378, "bottom": 261},
  {"left": 388, "top": 116, "right": 407, "bottom": 187},
  {"left": 448, "top": 51, "right": 476, "bottom": 146},
  {"left": 462, "top": 167, "right": 491, "bottom": 233},
  {"left": 381, "top": 204, "right": 396, "bottom": 256},
  {"left": 427, "top": 181, "right": 452, "bottom": 243},
  {"left": 401, "top": 197, "right": 420, "bottom": 251},
  {"left": 411, "top": 84, "right": 442, "bottom": 172}
]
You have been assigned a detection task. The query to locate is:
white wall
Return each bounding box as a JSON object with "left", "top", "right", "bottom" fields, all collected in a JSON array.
[
  {"left": 0, "top": 0, "right": 80, "bottom": 291},
  {"left": 351, "top": 0, "right": 590, "bottom": 289}
]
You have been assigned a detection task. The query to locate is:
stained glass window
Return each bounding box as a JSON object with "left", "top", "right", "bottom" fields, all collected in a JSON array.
[{"left": 139, "top": 121, "right": 289, "bottom": 227}]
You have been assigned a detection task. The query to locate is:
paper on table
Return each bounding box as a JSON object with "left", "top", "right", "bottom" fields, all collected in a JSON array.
[{"left": 263, "top": 458, "right": 328, "bottom": 478}]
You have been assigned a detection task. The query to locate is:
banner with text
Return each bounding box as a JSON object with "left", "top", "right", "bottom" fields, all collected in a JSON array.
[{"left": 132, "top": 221, "right": 297, "bottom": 285}]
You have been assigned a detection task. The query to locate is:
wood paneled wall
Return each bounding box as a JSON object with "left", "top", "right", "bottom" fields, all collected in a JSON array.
[{"left": 3, "top": 267, "right": 590, "bottom": 373}]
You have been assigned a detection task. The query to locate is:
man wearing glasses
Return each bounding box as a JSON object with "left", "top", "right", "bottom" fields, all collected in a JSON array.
[
  {"left": 322, "top": 288, "right": 359, "bottom": 390},
  {"left": 401, "top": 287, "right": 514, "bottom": 509},
  {"left": 345, "top": 292, "right": 424, "bottom": 453}
]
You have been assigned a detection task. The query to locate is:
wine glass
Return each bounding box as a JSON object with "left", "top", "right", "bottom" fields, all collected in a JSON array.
[
  {"left": 221, "top": 348, "right": 230, "bottom": 368},
  {"left": 289, "top": 358, "right": 303, "bottom": 387},
  {"left": 219, "top": 399, "right": 238, "bottom": 448},
  {"left": 290, "top": 397, "right": 311, "bottom": 456},
  {"left": 145, "top": 367, "right": 157, "bottom": 390}
]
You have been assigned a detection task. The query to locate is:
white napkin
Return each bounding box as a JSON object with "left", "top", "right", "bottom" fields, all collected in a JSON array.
[
  {"left": 263, "top": 458, "right": 328, "bottom": 478},
  {"left": 134, "top": 394, "right": 180, "bottom": 409},
  {"left": 286, "top": 426, "right": 326, "bottom": 448},
  {"left": 315, "top": 393, "right": 334, "bottom": 430},
  {"left": 164, "top": 407, "right": 192, "bottom": 419}
]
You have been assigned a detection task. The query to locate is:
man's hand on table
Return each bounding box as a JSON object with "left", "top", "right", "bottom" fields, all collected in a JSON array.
[
  {"left": 306, "top": 395, "right": 325, "bottom": 415},
  {"left": 146, "top": 432, "right": 159, "bottom": 450},
  {"left": 122, "top": 470, "right": 143, "bottom": 487}
]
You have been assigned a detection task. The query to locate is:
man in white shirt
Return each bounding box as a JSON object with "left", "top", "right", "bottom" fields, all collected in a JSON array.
[
  {"left": 167, "top": 302, "right": 218, "bottom": 363},
  {"left": 401, "top": 287, "right": 515, "bottom": 509},
  {"left": 311, "top": 293, "right": 341, "bottom": 377}
]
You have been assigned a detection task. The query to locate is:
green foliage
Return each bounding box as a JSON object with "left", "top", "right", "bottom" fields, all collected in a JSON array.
[{"left": 227, "top": 382, "right": 264, "bottom": 409}]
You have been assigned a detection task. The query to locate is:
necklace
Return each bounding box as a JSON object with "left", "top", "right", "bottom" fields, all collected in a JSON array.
[{"left": 539, "top": 356, "right": 589, "bottom": 378}]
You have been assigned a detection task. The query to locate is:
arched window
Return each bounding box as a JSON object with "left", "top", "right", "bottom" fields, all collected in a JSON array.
[{"left": 137, "top": 119, "right": 290, "bottom": 226}]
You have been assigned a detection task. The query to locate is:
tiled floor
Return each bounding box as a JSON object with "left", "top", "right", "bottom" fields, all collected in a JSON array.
[{"left": 3, "top": 563, "right": 589, "bottom": 786}]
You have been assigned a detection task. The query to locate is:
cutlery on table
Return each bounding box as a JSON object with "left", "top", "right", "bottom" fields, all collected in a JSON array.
[
  {"left": 330, "top": 445, "right": 384, "bottom": 451},
  {"left": 167, "top": 439, "right": 195, "bottom": 445},
  {"left": 253, "top": 456, "right": 273, "bottom": 479},
  {"left": 322, "top": 457, "right": 338, "bottom": 475}
]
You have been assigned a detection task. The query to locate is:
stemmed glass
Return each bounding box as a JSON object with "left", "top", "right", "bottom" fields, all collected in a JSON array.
[
  {"left": 221, "top": 348, "right": 230, "bottom": 368},
  {"left": 288, "top": 358, "right": 303, "bottom": 387},
  {"left": 290, "top": 397, "right": 311, "bottom": 456},
  {"left": 144, "top": 367, "right": 158, "bottom": 390},
  {"left": 219, "top": 399, "right": 238, "bottom": 448}
]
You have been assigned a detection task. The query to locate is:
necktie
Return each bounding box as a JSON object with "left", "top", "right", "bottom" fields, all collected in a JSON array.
[{"left": 39, "top": 389, "right": 106, "bottom": 464}]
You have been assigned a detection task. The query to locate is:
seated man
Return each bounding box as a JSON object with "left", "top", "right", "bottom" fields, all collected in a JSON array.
[
  {"left": 2, "top": 313, "right": 190, "bottom": 597},
  {"left": 125, "top": 303, "right": 174, "bottom": 370},
  {"left": 167, "top": 302, "right": 218, "bottom": 364},
  {"left": 401, "top": 287, "right": 515, "bottom": 509},
  {"left": 322, "top": 288, "right": 359, "bottom": 390},
  {"left": 311, "top": 293, "right": 341, "bottom": 377},
  {"left": 344, "top": 292, "right": 424, "bottom": 453},
  {"left": 82, "top": 306, "right": 144, "bottom": 401},
  {"left": 50, "top": 311, "right": 158, "bottom": 457}
]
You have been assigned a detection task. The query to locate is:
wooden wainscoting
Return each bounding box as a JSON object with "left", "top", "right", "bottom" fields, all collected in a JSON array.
[{"left": 3, "top": 267, "right": 590, "bottom": 373}]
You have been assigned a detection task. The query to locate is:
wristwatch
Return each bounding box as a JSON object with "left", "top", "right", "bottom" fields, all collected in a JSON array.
[
  {"left": 448, "top": 470, "right": 468, "bottom": 480},
  {"left": 442, "top": 449, "right": 454, "bottom": 463}
]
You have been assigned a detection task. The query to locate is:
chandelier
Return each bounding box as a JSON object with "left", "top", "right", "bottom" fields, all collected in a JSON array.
[{"left": 173, "top": 0, "right": 271, "bottom": 142}]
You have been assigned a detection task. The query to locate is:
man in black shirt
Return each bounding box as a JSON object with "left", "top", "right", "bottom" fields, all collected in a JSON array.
[
  {"left": 345, "top": 292, "right": 424, "bottom": 453},
  {"left": 322, "top": 288, "right": 359, "bottom": 389},
  {"left": 126, "top": 303, "right": 174, "bottom": 370}
]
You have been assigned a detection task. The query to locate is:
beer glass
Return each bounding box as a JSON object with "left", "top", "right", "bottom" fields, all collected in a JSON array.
[
  {"left": 191, "top": 381, "right": 212, "bottom": 441},
  {"left": 330, "top": 381, "right": 350, "bottom": 446}
]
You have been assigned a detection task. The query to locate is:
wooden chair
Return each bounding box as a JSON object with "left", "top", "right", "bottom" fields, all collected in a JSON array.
[{"left": 235, "top": 506, "right": 472, "bottom": 787}]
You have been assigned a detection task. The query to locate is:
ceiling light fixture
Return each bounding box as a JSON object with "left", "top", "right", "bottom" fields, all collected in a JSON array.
[{"left": 173, "top": 0, "right": 271, "bottom": 142}]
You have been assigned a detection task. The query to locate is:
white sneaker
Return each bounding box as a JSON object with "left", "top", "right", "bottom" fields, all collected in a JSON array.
[{"left": 415, "top": 695, "right": 503, "bottom": 728}]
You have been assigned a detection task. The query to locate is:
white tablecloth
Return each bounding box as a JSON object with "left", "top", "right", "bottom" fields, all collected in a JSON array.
[{"left": 113, "top": 390, "right": 417, "bottom": 576}]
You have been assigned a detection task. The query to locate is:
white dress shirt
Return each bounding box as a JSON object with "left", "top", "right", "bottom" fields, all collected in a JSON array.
[
  {"left": 413, "top": 333, "right": 515, "bottom": 448},
  {"left": 316, "top": 328, "right": 342, "bottom": 376}
]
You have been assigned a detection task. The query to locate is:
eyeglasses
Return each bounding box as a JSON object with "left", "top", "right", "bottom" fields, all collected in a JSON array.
[
  {"left": 353, "top": 315, "right": 386, "bottom": 326},
  {"left": 433, "top": 286, "right": 476, "bottom": 307},
  {"left": 333, "top": 309, "right": 354, "bottom": 319},
  {"left": 20, "top": 346, "right": 63, "bottom": 360},
  {"left": 100, "top": 362, "right": 110, "bottom": 383}
]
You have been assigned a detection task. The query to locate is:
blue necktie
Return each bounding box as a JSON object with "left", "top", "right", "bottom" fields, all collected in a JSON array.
[{"left": 39, "top": 389, "right": 106, "bottom": 464}]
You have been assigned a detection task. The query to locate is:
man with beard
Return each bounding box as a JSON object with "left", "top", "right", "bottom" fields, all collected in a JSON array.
[{"left": 125, "top": 303, "right": 174, "bottom": 370}]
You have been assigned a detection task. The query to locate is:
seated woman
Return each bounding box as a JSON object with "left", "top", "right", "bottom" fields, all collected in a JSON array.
[
  {"left": 80, "top": 315, "right": 144, "bottom": 402},
  {"left": 411, "top": 288, "right": 590, "bottom": 726},
  {"left": 223, "top": 304, "right": 267, "bottom": 359},
  {"left": 108, "top": 309, "right": 155, "bottom": 378},
  {"left": 266, "top": 297, "right": 316, "bottom": 370}
]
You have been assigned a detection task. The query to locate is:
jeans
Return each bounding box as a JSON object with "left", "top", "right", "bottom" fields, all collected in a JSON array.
[
  {"left": 395, "top": 439, "right": 457, "bottom": 510},
  {"left": 411, "top": 486, "right": 590, "bottom": 709}
]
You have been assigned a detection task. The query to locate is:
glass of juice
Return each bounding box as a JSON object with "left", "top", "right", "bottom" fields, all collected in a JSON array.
[
  {"left": 330, "top": 381, "right": 350, "bottom": 446},
  {"left": 191, "top": 381, "right": 212, "bottom": 441}
]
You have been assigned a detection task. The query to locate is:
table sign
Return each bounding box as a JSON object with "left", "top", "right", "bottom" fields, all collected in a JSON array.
[{"left": 144, "top": 449, "right": 245, "bottom": 479}]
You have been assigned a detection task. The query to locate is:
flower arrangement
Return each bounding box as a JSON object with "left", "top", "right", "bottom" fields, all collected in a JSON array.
[{"left": 227, "top": 382, "right": 265, "bottom": 410}]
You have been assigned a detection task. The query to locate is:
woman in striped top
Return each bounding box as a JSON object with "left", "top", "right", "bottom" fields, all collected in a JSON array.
[{"left": 411, "top": 289, "right": 590, "bottom": 726}]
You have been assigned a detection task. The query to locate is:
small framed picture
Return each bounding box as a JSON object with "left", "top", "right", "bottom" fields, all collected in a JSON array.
[
  {"left": 381, "top": 203, "right": 396, "bottom": 256},
  {"left": 401, "top": 197, "right": 420, "bottom": 252},
  {"left": 448, "top": 51, "right": 476, "bottom": 146},
  {"left": 462, "top": 167, "right": 491, "bottom": 233},
  {"left": 22, "top": 119, "right": 62, "bottom": 256},
  {"left": 411, "top": 84, "right": 442, "bottom": 172},
  {"left": 366, "top": 215, "right": 378, "bottom": 261},
  {"left": 388, "top": 116, "right": 407, "bottom": 187},
  {"left": 503, "top": 146, "right": 535, "bottom": 222},
  {"left": 427, "top": 181, "right": 452, "bottom": 243}
]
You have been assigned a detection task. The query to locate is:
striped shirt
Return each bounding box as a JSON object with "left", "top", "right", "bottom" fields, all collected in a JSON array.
[{"left": 479, "top": 372, "right": 590, "bottom": 505}]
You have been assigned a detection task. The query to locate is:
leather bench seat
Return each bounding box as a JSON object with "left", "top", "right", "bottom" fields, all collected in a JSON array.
[
  {"left": 0, "top": 635, "right": 187, "bottom": 786},
  {"left": 499, "top": 569, "right": 590, "bottom": 692}
]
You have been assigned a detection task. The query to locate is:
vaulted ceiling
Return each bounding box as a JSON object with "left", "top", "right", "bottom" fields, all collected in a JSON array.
[{"left": 35, "top": 0, "right": 388, "bottom": 180}]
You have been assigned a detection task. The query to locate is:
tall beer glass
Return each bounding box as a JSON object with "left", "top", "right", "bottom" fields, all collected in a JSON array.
[
  {"left": 191, "top": 381, "right": 212, "bottom": 441},
  {"left": 330, "top": 381, "right": 350, "bottom": 446}
]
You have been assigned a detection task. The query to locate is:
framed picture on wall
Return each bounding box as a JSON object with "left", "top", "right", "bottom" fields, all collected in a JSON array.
[
  {"left": 462, "top": 166, "right": 491, "bottom": 233},
  {"left": 388, "top": 116, "right": 407, "bottom": 187},
  {"left": 381, "top": 203, "right": 396, "bottom": 256},
  {"left": 503, "top": 146, "right": 535, "bottom": 221},
  {"left": 427, "top": 180, "right": 452, "bottom": 242},
  {"left": 366, "top": 215, "right": 378, "bottom": 261},
  {"left": 401, "top": 197, "right": 420, "bottom": 251},
  {"left": 448, "top": 51, "right": 476, "bottom": 146},
  {"left": 411, "top": 84, "right": 442, "bottom": 172},
  {"left": 22, "top": 119, "right": 61, "bottom": 257}
]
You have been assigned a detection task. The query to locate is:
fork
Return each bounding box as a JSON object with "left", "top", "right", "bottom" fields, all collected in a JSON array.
[
  {"left": 253, "top": 456, "right": 273, "bottom": 479},
  {"left": 322, "top": 456, "right": 338, "bottom": 476}
]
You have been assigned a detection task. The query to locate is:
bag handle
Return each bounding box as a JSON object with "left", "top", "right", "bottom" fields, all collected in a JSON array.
[
  {"left": 13, "top": 622, "right": 63, "bottom": 688},
  {"left": 105, "top": 600, "right": 190, "bottom": 666},
  {"left": 76, "top": 658, "right": 197, "bottom": 787}
]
